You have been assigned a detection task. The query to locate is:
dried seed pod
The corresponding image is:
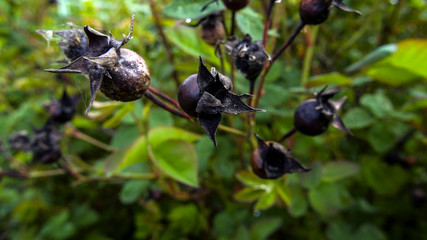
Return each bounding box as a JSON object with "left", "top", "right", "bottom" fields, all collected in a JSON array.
[
  {"left": 299, "top": 0, "right": 361, "bottom": 25},
  {"left": 177, "top": 57, "right": 264, "bottom": 147},
  {"left": 44, "top": 14, "right": 150, "bottom": 115},
  {"left": 294, "top": 86, "right": 352, "bottom": 136},
  {"left": 30, "top": 125, "right": 62, "bottom": 164},
  {"left": 251, "top": 134, "right": 310, "bottom": 179},
  {"left": 201, "top": 12, "right": 225, "bottom": 46},
  {"left": 45, "top": 89, "right": 80, "bottom": 125}
]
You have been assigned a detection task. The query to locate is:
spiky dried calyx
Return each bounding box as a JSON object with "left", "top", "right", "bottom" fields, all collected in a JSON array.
[
  {"left": 251, "top": 134, "right": 310, "bottom": 179},
  {"left": 293, "top": 86, "right": 352, "bottom": 136},
  {"left": 44, "top": 14, "right": 150, "bottom": 115},
  {"left": 177, "top": 57, "right": 264, "bottom": 147}
]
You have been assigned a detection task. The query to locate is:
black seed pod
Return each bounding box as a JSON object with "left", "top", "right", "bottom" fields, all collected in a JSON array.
[
  {"left": 222, "top": 0, "right": 249, "bottom": 11},
  {"left": 201, "top": 12, "right": 225, "bottom": 46},
  {"left": 45, "top": 89, "right": 79, "bottom": 125},
  {"left": 299, "top": 0, "right": 361, "bottom": 25},
  {"left": 37, "top": 26, "right": 89, "bottom": 61},
  {"left": 177, "top": 57, "right": 264, "bottom": 147},
  {"left": 251, "top": 134, "right": 310, "bottom": 179},
  {"left": 232, "top": 35, "right": 270, "bottom": 89},
  {"left": 299, "top": 0, "right": 333, "bottom": 25},
  {"left": 293, "top": 86, "right": 352, "bottom": 136},
  {"left": 30, "top": 125, "right": 62, "bottom": 164},
  {"left": 44, "top": 14, "right": 150, "bottom": 115},
  {"left": 8, "top": 131, "right": 31, "bottom": 151}
]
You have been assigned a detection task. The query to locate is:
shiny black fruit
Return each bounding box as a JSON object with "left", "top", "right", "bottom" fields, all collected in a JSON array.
[
  {"left": 222, "top": 0, "right": 249, "bottom": 11},
  {"left": 177, "top": 57, "right": 263, "bottom": 147},
  {"left": 177, "top": 74, "right": 201, "bottom": 118},
  {"left": 251, "top": 135, "right": 310, "bottom": 179},
  {"left": 299, "top": 0, "right": 332, "bottom": 25},
  {"left": 293, "top": 87, "right": 352, "bottom": 136}
]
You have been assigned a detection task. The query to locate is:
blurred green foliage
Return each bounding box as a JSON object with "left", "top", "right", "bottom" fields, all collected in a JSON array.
[{"left": 1, "top": 0, "right": 427, "bottom": 239}]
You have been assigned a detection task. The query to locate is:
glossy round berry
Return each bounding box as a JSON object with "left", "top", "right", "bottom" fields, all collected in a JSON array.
[
  {"left": 177, "top": 74, "right": 201, "bottom": 118},
  {"left": 294, "top": 99, "right": 333, "bottom": 136},
  {"left": 222, "top": 0, "right": 249, "bottom": 11},
  {"left": 299, "top": 0, "right": 332, "bottom": 25}
]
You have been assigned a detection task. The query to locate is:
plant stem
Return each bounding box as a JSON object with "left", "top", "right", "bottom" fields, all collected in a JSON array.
[
  {"left": 148, "top": 86, "right": 181, "bottom": 109},
  {"left": 66, "top": 127, "right": 117, "bottom": 152},
  {"left": 230, "top": 11, "right": 236, "bottom": 36},
  {"left": 145, "top": 90, "right": 192, "bottom": 120},
  {"left": 262, "top": 0, "right": 276, "bottom": 47},
  {"left": 278, "top": 127, "right": 297, "bottom": 143},
  {"left": 301, "top": 25, "right": 319, "bottom": 87},
  {"left": 271, "top": 21, "right": 305, "bottom": 63},
  {"left": 149, "top": 0, "right": 180, "bottom": 87},
  {"left": 217, "top": 124, "right": 246, "bottom": 137}
]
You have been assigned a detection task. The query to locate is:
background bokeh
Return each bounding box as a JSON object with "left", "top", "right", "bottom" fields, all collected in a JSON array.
[{"left": 1, "top": 0, "right": 427, "bottom": 239}]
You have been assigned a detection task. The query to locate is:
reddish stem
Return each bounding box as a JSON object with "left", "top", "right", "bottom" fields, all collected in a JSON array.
[
  {"left": 262, "top": 0, "right": 276, "bottom": 47},
  {"left": 145, "top": 90, "right": 192, "bottom": 120},
  {"left": 148, "top": 86, "right": 181, "bottom": 109},
  {"left": 271, "top": 21, "right": 305, "bottom": 63}
]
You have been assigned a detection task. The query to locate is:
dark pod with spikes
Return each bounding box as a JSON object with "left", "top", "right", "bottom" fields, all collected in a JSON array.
[
  {"left": 44, "top": 14, "right": 150, "bottom": 115},
  {"left": 202, "top": 0, "right": 249, "bottom": 12},
  {"left": 230, "top": 34, "right": 270, "bottom": 92},
  {"left": 251, "top": 134, "right": 310, "bottom": 179},
  {"left": 177, "top": 57, "right": 264, "bottom": 147},
  {"left": 36, "top": 26, "right": 89, "bottom": 61},
  {"left": 294, "top": 86, "right": 352, "bottom": 136},
  {"left": 299, "top": 0, "right": 361, "bottom": 25},
  {"left": 45, "top": 89, "right": 80, "bottom": 125}
]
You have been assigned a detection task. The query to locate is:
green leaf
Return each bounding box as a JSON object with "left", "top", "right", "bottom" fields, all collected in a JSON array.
[
  {"left": 162, "top": 0, "right": 225, "bottom": 19},
  {"left": 345, "top": 43, "right": 397, "bottom": 72},
  {"left": 152, "top": 139, "right": 199, "bottom": 187},
  {"left": 102, "top": 102, "right": 135, "bottom": 128},
  {"left": 250, "top": 217, "right": 282, "bottom": 240},
  {"left": 322, "top": 161, "right": 360, "bottom": 182},
  {"left": 236, "top": 8, "right": 264, "bottom": 41},
  {"left": 110, "top": 125, "right": 140, "bottom": 148},
  {"left": 119, "top": 180, "right": 150, "bottom": 204},
  {"left": 168, "top": 204, "right": 206, "bottom": 234},
  {"left": 115, "top": 127, "right": 200, "bottom": 172},
  {"left": 103, "top": 148, "right": 130, "bottom": 175},
  {"left": 149, "top": 126, "right": 200, "bottom": 148},
  {"left": 254, "top": 190, "right": 276, "bottom": 210},
  {"left": 195, "top": 136, "right": 215, "bottom": 173},
  {"left": 274, "top": 182, "right": 292, "bottom": 205},
  {"left": 367, "top": 123, "right": 395, "bottom": 153},
  {"left": 388, "top": 39, "right": 427, "bottom": 78},
  {"left": 236, "top": 170, "right": 269, "bottom": 186},
  {"left": 362, "top": 157, "right": 409, "bottom": 195},
  {"left": 288, "top": 186, "right": 308, "bottom": 217},
  {"left": 365, "top": 63, "right": 421, "bottom": 86},
  {"left": 308, "top": 182, "right": 346, "bottom": 216},
  {"left": 342, "top": 107, "right": 374, "bottom": 129},
  {"left": 353, "top": 224, "right": 387, "bottom": 240},
  {"left": 299, "top": 161, "right": 322, "bottom": 189},
  {"left": 234, "top": 188, "right": 265, "bottom": 202},
  {"left": 360, "top": 91, "right": 394, "bottom": 118},
  {"left": 403, "top": 98, "right": 427, "bottom": 111},
  {"left": 306, "top": 72, "right": 351, "bottom": 88},
  {"left": 165, "top": 24, "right": 221, "bottom": 66}
]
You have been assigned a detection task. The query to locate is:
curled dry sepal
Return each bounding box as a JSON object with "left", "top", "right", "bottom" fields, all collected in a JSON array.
[
  {"left": 294, "top": 86, "right": 352, "bottom": 136},
  {"left": 178, "top": 57, "right": 264, "bottom": 147},
  {"left": 44, "top": 14, "right": 150, "bottom": 115},
  {"left": 196, "top": 57, "right": 264, "bottom": 147},
  {"left": 36, "top": 25, "right": 89, "bottom": 61},
  {"left": 251, "top": 134, "right": 310, "bottom": 179},
  {"left": 299, "top": 0, "right": 361, "bottom": 25}
]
